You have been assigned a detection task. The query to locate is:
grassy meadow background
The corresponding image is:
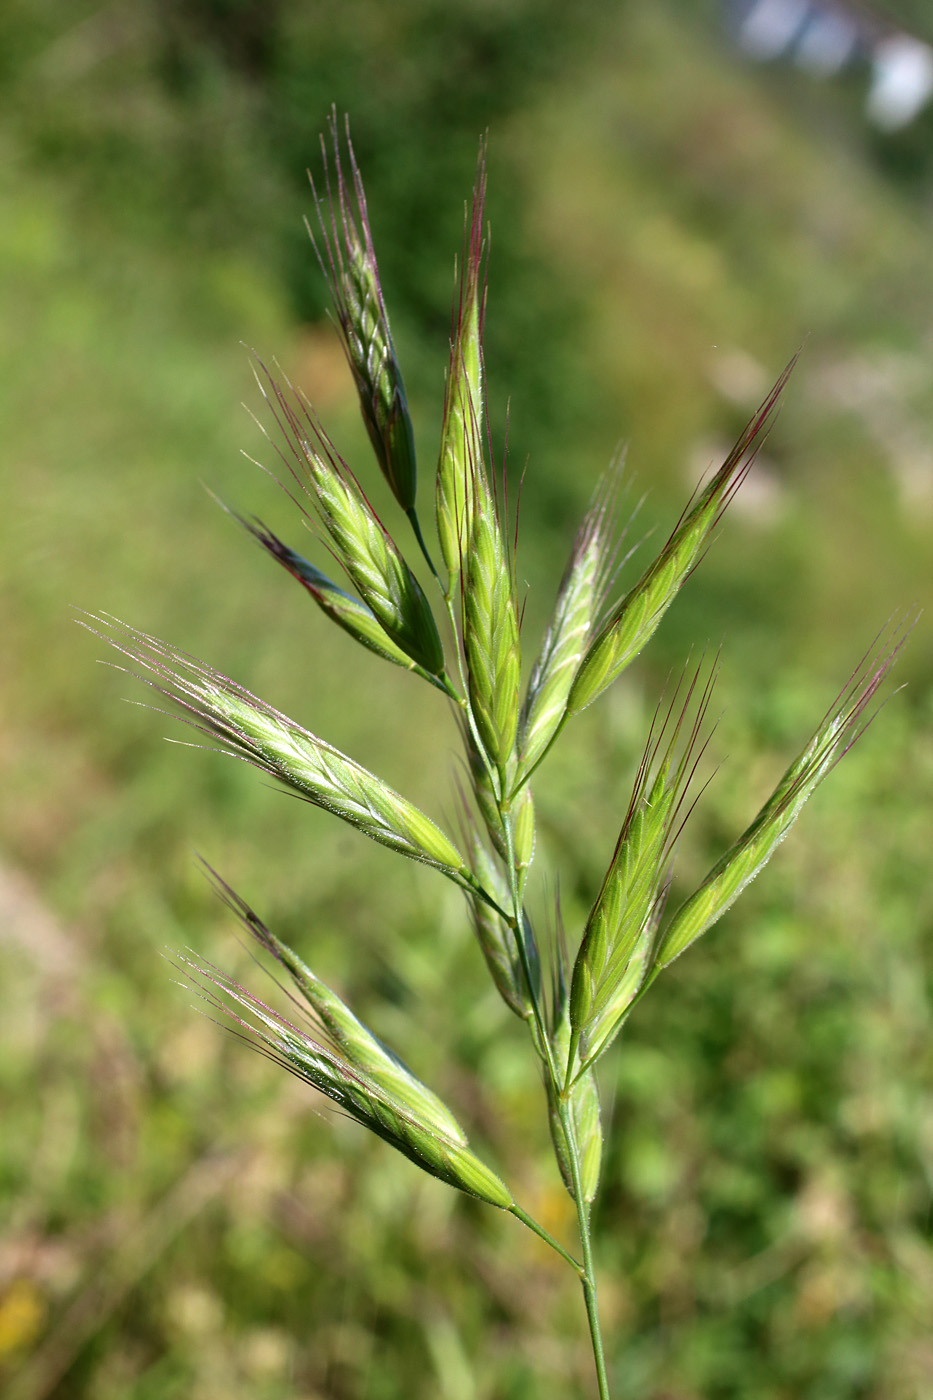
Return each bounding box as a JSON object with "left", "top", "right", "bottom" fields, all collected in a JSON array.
[{"left": 1, "top": 2, "right": 932, "bottom": 1396}]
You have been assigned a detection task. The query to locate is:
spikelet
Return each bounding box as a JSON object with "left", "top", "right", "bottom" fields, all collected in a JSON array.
[
  {"left": 569, "top": 661, "right": 716, "bottom": 1067},
  {"left": 654, "top": 619, "right": 912, "bottom": 974},
  {"left": 510, "top": 783, "right": 536, "bottom": 884},
  {"left": 240, "top": 517, "right": 446, "bottom": 688},
  {"left": 206, "top": 871, "right": 468, "bottom": 1141},
  {"left": 255, "top": 363, "right": 444, "bottom": 677},
  {"left": 567, "top": 360, "right": 796, "bottom": 717},
  {"left": 310, "top": 111, "right": 417, "bottom": 515},
  {"left": 465, "top": 839, "right": 532, "bottom": 1019},
  {"left": 548, "top": 950, "right": 602, "bottom": 1204},
  {"left": 436, "top": 148, "right": 486, "bottom": 586},
  {"left": 88, "top": 617, "right": 477, "bottom": 889},
  {"left": 178, "top": 948, "right": 513, "bottom": 1209},
  {"left": 461, "top": 440, "right": 522, "bottom": 785},
  {"left": 517, "top": 474, "right": 620, "bottom": 782}
]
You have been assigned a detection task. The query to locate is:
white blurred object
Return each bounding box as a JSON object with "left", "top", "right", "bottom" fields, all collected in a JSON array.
[
  {"left": 794, "top": 10, "right": 858, "bottom": 75},
  {"left": 866, "top": 34, "right": 933, "bottom": 130},
  {"left": 738, "top": 0, "right": 810, "bottom": 59},
  {"left": 729, "top": 0, "right": 933, "bottom": 132},
  {"left": 706, "top": 347, "right": 770, "bottom": 407}
]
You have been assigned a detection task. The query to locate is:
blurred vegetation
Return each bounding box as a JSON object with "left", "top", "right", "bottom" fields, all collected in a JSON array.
[{"left": 0, "top": 2, "right": 931, "bottom": 1398}]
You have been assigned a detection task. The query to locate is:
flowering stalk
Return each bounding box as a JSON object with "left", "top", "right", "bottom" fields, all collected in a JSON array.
[{"left": 91, "top": 119, "right": 910, "bottom": 1400}]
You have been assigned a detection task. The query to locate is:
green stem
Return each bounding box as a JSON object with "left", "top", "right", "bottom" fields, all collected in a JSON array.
[
  {"left": 406, "top": 505, "right": 441, "bottom": 583},
  {"left": 508, "top": 1203, "right": 583, "bottom": 1274},
  {"left": 437, "top": 670, "right": 464, "bottom": 705},
  {"left": 558, "top": 1098, "right": 611, "bottom": 1400}
]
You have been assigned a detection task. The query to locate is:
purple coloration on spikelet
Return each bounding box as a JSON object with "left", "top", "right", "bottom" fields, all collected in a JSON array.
[
  {"left": 250, "top": 359, "right": 445, "bottom": 676},
  {"left": 308, "top": 110, "right": 418, "bottom": 514}
]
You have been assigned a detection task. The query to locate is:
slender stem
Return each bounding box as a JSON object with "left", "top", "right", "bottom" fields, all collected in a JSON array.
[
  {"left": 446, "top": 537, "right": 606, "bottom": 1390},
  {"left": 438, "top": 670, "right": 464, "bottom": 705},
  {"left": 559, "top": 1098, "right": 611, "bottom": 1400},
  {"left": 508, "top": 1203, "right": 583, "bottom": 1274},
  {"left": 406, "top": 505, "right": 441, "bottom": 582},
  {"left": 460, "top": 870, "right": 512, "bottom": 923}
]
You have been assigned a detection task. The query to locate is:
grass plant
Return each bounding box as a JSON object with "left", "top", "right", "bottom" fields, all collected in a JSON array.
[{"left": 87, "top": 115, "right": 910, "bottom": 1397}]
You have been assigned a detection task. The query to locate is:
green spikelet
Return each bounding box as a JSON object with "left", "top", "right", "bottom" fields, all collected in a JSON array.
[
  {"left": 465, "top": 839, "right": 531, "bottom": 1019},
  {"left": 91, "top": 619, "right": 476, "bottom": 888},
  {"left": 180, "top": 951, "right": 513, "bottom": 1208},
  {"left": 510, "top": 783, "right": 536, "bottom": 883},
  {"left": 548, "top": 958, "right": 602, "bottom": 1205},
  {"left": 462, "top": 457, "right": 521, "bottom": 784},
  {"left": 653, "top": 622, "right": 910, "bottom": 975},
  {"left": 469, "top": 738, "right": 508, "bottom": 861},
  {"left": 208, "top": 874, "right": 469, "bottom": 1141},
  {"left": 569, "top": 783, "right": 670, "bottom": 1067},
  {"left": 436, "top": 148, "right": 486, "bottom": 587},
  {"left": 569, "top": 662, "right": 715, "bottom": 1066},
  {"left": 312, "top": 112, "right": 417, "bottom": 515},
  {"left": 518, "top": 478, "right": 619, "bottom": 781},
  {"left": 240, "top": 518, "right": 446, "bottom": 689},
  {"left": 567, "top": 361, "right": 796, "bottom": 717},
  {"left": 256, "top": 364, "right": 444, "bottom": 677}
]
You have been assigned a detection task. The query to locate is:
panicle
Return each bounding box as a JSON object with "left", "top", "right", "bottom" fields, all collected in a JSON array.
[
  {"left": 310, "top": 111, "right": 418, "bottom": 513},
  {"left": 567, "top": 359, "right": 796, "bottom": 717},
  {"left": 240, "top": 516, "right": 446, "bottom": 689},
  {"left": 568, "top": 659, "right": 717, "bottom": 1068},
  {"left": 177, "top": 947, "right": 513, "bottom": 1208},
  {"left": 436, "top": 147, "right": 487, "bottom": 586},
  {"left": 654, "top": 617, "right": 912, "bottom": 973},
  {"left": 517, "top": 470, "right": 622, "bottom": 782},
  {"left": 254, "top": 362, "right": 444, "bottom": 677},
  {"left": 88, "top": 617, "right": 474, "bottom": 887}
]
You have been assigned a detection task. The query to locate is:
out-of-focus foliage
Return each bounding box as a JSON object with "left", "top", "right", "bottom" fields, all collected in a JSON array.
[{"left": 0, "top": 2, "right": 930, "bottom": 1398}]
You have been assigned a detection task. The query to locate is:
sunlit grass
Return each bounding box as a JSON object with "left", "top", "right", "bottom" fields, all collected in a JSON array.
[{"left": 1, "top": 5, "right": 931, "bottom": 1392}]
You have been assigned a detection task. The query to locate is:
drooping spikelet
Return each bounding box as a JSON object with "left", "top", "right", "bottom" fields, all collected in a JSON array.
[
  {"left": 205, "top": 870, "right": 468, "bottom": 1141},
  {"left": 255, "top": 362, "right": 445, "bottom": 678},
  {"left": 88, "top": 617, "right": 476, "bottom": 888},
  {"left": 310, "top": 111, "right": 418, "bottom": 516},
  {"left": 239, "top": 516, "right": 447, "bottom": 689},
  {"left": 177, "top": 944, "right": 513, "bottom": 1209},
  {"left": 567, "top": 359, "right": 796, "bottom": 717}
]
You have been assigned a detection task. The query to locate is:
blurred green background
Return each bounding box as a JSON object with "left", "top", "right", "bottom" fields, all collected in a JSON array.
[{"left": 1, "top": 2, "right": 931, "bottom": 1397}]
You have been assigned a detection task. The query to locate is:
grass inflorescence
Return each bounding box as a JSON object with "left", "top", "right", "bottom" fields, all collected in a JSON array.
[{"left": 87, "top": 115, "right": 911, "bottom": 1399}]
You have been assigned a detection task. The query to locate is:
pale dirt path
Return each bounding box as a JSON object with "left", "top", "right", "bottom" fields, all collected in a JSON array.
[{"left": 0, "top": 859, "right": 80, "bottom": 976}]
